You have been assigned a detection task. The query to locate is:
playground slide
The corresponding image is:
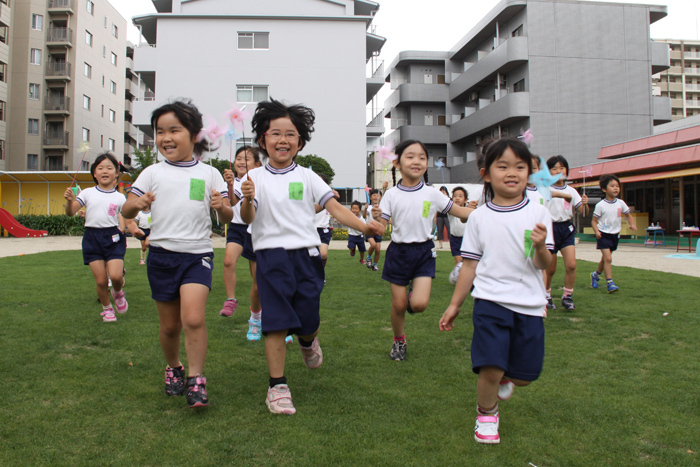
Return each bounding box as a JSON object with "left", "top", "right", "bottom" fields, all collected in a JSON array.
[{"left": 0, "top": 208, "right": 48, "bottom": 237}]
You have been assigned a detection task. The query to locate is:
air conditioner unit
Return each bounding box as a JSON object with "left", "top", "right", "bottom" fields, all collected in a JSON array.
[{"left": 469, "top": 92, "right": 479, "bottom": 102}]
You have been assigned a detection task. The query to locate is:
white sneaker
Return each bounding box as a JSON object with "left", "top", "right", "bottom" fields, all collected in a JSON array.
[
  {"left": 449, "top": 264, "right": 462, "bottom": 285},
  {"left": 266, "top": 384, "right": 296, "bottom": 415},
  {"left": 474, "top": 413, "right": 500, "bottom": 444},
  {"left": 498, "top": 380, "right": 514, "bottom": 401}
]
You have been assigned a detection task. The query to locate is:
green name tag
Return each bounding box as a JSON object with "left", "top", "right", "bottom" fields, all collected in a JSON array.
[
  {"left": 524, "top": 230, "right": 535, "bottom": 258},
  {"left": 539, "top": 198, "right": 544, "bottom": 205},
  {"left": 422, "top": 201, "right": 431, "bottom": 218},
  {"left": 147, "top": 216, "right": 151, "bottom": 223},
  {"left": 289, "top": 182, "right": 303, "bottom": 200},
  {"left": 190, "top": 178, "right": 205, "bottom": 201}
]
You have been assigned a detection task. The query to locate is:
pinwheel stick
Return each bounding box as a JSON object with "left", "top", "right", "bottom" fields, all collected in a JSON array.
[{"left": 69, "top": 145, "right": 90, "bottom": 188}]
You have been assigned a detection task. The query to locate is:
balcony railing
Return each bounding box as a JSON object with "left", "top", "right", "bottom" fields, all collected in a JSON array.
[
  {"left": 684, "top": 51, "right": 700, "bottom": 59},
  {"left": 43, "top": 131, "right": 69, "bottom": 146},
  {"left": 686, "top": 100, "right": 700, "bottom": 107},
  {"left": 684, "top": 68, "right": 700, "bottom": 75},
  {"left": 47, "top": 27, "right": 73, "bottom": 44},
  {"left": 48, "top": 0, "right": 73, "bottom": 9},
  {"left": 44, "top": 95, "right": 70, "bottom": 111},
  {"left": 367, "top": 60, "right": 383, "bottom": 79},
  {"left": 45, "top": 60, "right": 71, "bottom": 77},
  {"left": 686, "top": 83, "right": 700, "bottom": 91}
]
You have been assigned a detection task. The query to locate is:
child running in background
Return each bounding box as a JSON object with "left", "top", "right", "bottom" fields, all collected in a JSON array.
[
  {"left": 347, "top": 201, "right": 367, "bottom": 264},
  {"left": 132, "top": 208, "right": 152, "bottom": 265},
  {"left": 374, "top": 140, "right": 474, "bottom": 361},
  {"left": 590, "top": 174, "right": 636, "bottom": 293},
  {"left": 64, "top": 152, "right": 128, "bottom": 323},
  {"left": 545, "top": 155, "right": 588, "bottom": 311},
  {"left": 220, "top": 146, "right": 267, "bottom": 343},
  {"left": 315, "top": 173, "right": 334, "bottom": 269},
  {"left": 122, "top": 99, "right": 233, "bottom": 408},
  {"left": 447, "top": 186, "right": 469, "bottom": 285},
  {"left": 240, "top": 98, "right": 383, "bottom": 415},
  {"left": 363, "top": 189, "right": 383, "bottom": 271},
  {"left": 440, "top": 137, "right": 554, "bottom": 445}
]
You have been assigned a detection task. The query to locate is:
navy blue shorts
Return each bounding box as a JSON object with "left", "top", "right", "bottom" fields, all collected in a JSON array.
[
  {"left": 471, "top": 299, "right": 544, "bottom": 381},
  {"left": 135, "top": 228, "right": 150, "bottom": 240},
  {"left": 367, "top": 234, "right": 382, "bottom": 243},
  {"left": 256, "top": 247, "right": 324, "bottom": 336},
  {"left": 82, "top": 227, "right": 126, "bottom": 265},
  {"left": 596, "top": 232, "right": 620, "bottom": 251},
  {"left": 317, "top": 227, "right": 332, "bottom": 245},
  {"left": 348, "top": 234, "right": 366, "bottom": 252},
  {"left": 552, "top": 221, "right": 576, "bottom": 253},
  {"left": 449, "top": 234, "right": 463, "bottom": 257},
  {"left": 382, "top": 240, "right": 436, "bottom": 286},
  {"left": 147, "top": 246, "right": 214, "bottom": 302},
  {"left": 227, "top": 223, "right": 256, "bottom": 261}
]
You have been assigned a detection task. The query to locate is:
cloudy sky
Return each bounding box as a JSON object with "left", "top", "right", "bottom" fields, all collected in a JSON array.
[{"left": 115, "top": 0, "right": 699, "bottom": 63}]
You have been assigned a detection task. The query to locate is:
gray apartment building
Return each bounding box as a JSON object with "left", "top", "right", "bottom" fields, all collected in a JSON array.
[
  {"left": 383, "top": 0, "right": 671, "bottom": 184},
  {"left": 131, "top": 0, "right": 385, "bottom": 188},
  {"left": 653, "top": 39, "right": 700, "bottom": 121}
]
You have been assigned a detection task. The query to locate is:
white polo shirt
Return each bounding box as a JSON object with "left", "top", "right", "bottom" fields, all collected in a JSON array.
[
  {"left": 134, "top": 210, "right": 152, "bottom": 230},
  {"left": 380, "top": 182, "right": 453, "bottom": 244},
  {"left": 315, "top": 209, "right": 331, "bottom": 229},
  {"left": 593, "top": 198, "right": 629, "bottom": 234},
  {"left": 447, "top": 213, "right": 467, "bottom": 237},
  {"left": 77, "top": 186, "right": 125, "bottom": 228},
  {"left": 461, "top": 198, "right": 554, "bottom": 317},
  {"left": 131, "top": 160, "right": 229, "bottom": 254},
  {"left": 245, "top": 163, "right": 334, "bottom": 251},
  {"left": 548, "top": 184, "right": 582, "bottom": 223}
]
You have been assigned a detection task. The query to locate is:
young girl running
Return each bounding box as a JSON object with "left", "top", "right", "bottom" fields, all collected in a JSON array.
[
  {"left": 447, "top": 186, "right": 469, "bottom": 285},
  {"left": 374, "top": 140, "right": 474, "bottom": 361},
  {"left": 64, "top": 152, "right": 128, "bottom": 323},
  {"left": 132, "top": 208, "right": 152, "bottom": 265},
  {"left": 440, "top": 137, "right": 554, "bottom": 445},
  {"left": 220, "top": 146, "right": 266, "bottom": 342},
  {"left": 240, "top": 98, "right": 383, "bottom": 415},
  {"left": 363, "top": 189, "right": 383, "bottom": 271},
  {"left": 122, "top": 99, "right": 233, "bottom": 408},
  {"left": 545, "top": 155, "right": 588, "bottom": 311}
]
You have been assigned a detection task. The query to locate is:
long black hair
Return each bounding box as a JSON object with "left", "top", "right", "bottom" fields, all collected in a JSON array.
[{"left": 391, "top": 139, "right": 429, "bottom": 186}]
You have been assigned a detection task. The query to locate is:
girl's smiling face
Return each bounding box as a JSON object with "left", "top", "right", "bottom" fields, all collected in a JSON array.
[
  {"left": 93, "top": 159, "right": 118, "bottom": 189},
  {"left": 550, "top": 162, "right": 567, "bottom": 185},
  {"left": 156, "top": 111, "right": 196, "bottom": 163},
  {"left": 234, "top": 150, "right": 257, "bottom": 177},
  {"left": 393, "top": 143, "right": 427, "bottom": 185},
  {"left": 259, "top": 117, "right": 301, "bottom": 169},
  {"left": 482, "top": 147, "right": 529, "bottom": 205}
]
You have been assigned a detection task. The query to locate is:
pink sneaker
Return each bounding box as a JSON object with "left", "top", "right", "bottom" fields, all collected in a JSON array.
[
  {"left": 111, "top": 289, "right": 128, "bottom": 313},
  {"left": 299, "top": 337, "right": 323, "bottom": 369},
  {"left": 266, "top": 384, "right": 296, "bottom": 415},
  {"left": 474, "top": 413, "right": 500, "bottom": 444},
  {"left": 219, "top": 299, "right": 238, "bottom": 317},
  {"left": 101, "top": 307, "right": 117, "bottom": 322}
]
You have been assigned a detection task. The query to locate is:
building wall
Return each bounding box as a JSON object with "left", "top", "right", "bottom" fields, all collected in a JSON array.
[{"left": 653, "top": 39, "right": 700, "bottom": 120}]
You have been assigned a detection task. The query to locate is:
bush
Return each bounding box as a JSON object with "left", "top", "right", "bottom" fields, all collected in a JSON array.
[{"left": 13, "top": 214, "right": 85, "bottom": 236}]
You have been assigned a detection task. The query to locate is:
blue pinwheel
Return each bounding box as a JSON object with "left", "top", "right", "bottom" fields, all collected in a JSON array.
[
  {"left": 528, "top": 156, "right": 561, "bottom": 201},
  {"left": 435, "top": 158, "right": 446, "bottom": 183}
]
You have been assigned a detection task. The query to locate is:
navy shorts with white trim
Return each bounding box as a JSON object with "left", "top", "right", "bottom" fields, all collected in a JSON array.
[
  {"left": 347, "top": 234, "right": 366, "bottom": 252},
  {"left": 82, "top": 227, "right": 126, "bottom": 265},
  {"left": 449, "top": 234, "right": 463, "bottom": 257},
  {"left": 317, "top": 227, "right": 332, "bottom": 245},
  {"left": 227, "top": 223, "right": 256, "bottom": 261},
  {"left": 470, "top": 298, "right": 544, "bottom": 382},
  {"left": 552, "top": 221, "right": 576, "bottom": 253},
  {"left": 146, "top": 246, "right": 214, "bottom": 302},
  {"left": 596, "top": 231, "right": 619, "bottom": 251},
  {"left": 381, "top": 240, "right": 435, "bottom": 286}
]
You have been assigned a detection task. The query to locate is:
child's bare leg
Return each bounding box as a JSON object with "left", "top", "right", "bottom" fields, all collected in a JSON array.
[
  {"left": 179, "top": 283, "right": 209, "bottom": 376},
  {"left": 249, "top": 261, "right": 261, "bottom": 311},
  {"left": 89, "top": 260, "right": 111, "bottom": 306},
  {"left": 298, "top": 328, "right": 319, "bottom": 342},
  {"left": 367, "top": 239, "right": 375, "bottom": 257},
  {"left": 454, "top": 256, "right": 462, "bottom": 266},
  {"left": 545, "top": 253, "right": 557, "bottom": 290},
  {"left": 374, "top": 242, "right": 382, "bottom": 264},
  {"left": 389, "top": 283, "right": 408, "bottom": 337},
  {"left": 560, "top": 245, "right": 577, "bottom": 290},
  {"left": 408, "top": 276, "right": 432, "bottom": 313},
  {"left": 223, "top": 242, "right": 243, "bottom": 299},
  {"left": 477, "top": 366, "right": 505, "bottom": 411},
  {"left": 157, "top": 299, "right": 183, "bottom": 368},
  {"left": 600, "top": 249, "right": 613, "bottom": 279},
  {"left": 106, "top": 259, "right": 124, "bottom": 292},
  {"left": 265, "top": 330, "right": 289, "bottom": 378},
  {"left": 318, "top": 244, "right": 329, "bottom": 268}
]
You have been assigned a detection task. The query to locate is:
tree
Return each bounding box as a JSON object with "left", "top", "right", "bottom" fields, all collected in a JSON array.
[
  {"left": 295, "top": 154, "right": 335, "bottom": 184},
  {"left": 131, "top": 146, "right": 157, "bottom": 180}
]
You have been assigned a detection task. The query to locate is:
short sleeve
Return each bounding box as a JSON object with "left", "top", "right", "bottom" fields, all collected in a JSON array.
[
  {"left": 460, "top": 211, "right": 482, "bottom": 261},
  {"left": 76, "top": 189, "right": 88, "bottom": 207},
  {"left": 593, "top": 201, "right": 603, "bottom": 219},
  {"left": 308, "top": 171, "right": 334, "bottom": 207},
  {"left": 379, "top": 189, "right": 392, "bottom": 221},
  {"left": 432, "top": 188, "right": 453, "bottom": 214},
  {"left": 542, "top": 207, "right": 555, "bottom": 251},
  {"left": 620, "top": 200, "right": 630, "bottom": 215},
  {"left": 212, "top": 168, "right": 229, "bottom": 198},
  {"left": 570, "top": 187, "right": 583, "bottom": 209},
  {"left": 131, "top": 165, "right": 153, "bottom": 197}
]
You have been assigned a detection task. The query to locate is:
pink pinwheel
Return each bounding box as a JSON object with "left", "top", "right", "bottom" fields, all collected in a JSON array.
[
  {"left": 225, "top": 105, "right": 252, "bottom": 132},
  {"left": 197, "top": 117, "right": 226, "bottom": 144},
  {"left": 375, "top": 143, "right": 396, "bottom": 166},
  {"left": 520, "top": 129, "right": 534, "bottom": 146}
]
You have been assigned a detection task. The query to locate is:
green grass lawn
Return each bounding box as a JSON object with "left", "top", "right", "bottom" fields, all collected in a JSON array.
[{"left": 1, "top": 248, "right": 698, "bottom": 466}]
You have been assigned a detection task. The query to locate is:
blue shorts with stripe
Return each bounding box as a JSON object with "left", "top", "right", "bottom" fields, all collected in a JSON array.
[
  {"left": 146, "top": 246, "right": 214, "bottom": 302},
  {"left": 82, "top": 227, "right": 126, "bottom": 265},
  {"left": 382, "top": 240, "right": 435, "bottom": 286}
]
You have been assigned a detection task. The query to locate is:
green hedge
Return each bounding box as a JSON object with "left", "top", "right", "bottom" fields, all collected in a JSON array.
[{"left": 13, "top": 214, "right": 86, "bottom": 236}]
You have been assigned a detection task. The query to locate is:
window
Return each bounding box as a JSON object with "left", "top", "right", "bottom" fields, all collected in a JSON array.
[
  {"left": 110, "top": 80, "right": 116, "bottom": 94},
  {"left": 236, "top": 85, "right": 268, "bottom": 103},
  {"left": 29, "top": 83, "right": 40, "bottom": 100},
  {"left": 86, "top": 0, "right": 94, "bottom": 15},
  {"left": 109, "top": 109, "right": 115, "bottom": 122},
  {"left": 28, "top": 119, "right": 39, "bottom": 135},
  {"left": 111, "top": 52, "right": 117, "bottom": 66},
  {"left": 30, "top": 48, "right": 42, "bottom": 65},
  {"left": 82, "top": 128, "right": 90, "bottom": 142},
  {"left": 0, "top": 100, "right": 4, "bottom": 121},
  {"left": 27, "top": 154, "right": 38, "bottom": 171},
  {"left": 0, "top": 139, "right": 4, "bottom": 160},
  {"left": 84, "top": 62, "right": 92, "bottom": 78},
  {"left": 81, "top": 160, "right": 89, "bottom": 171},
  {"left": 112, "top": 24, "right": 118, "bottom": 38},
  {"left": 513, "top": 79, "right": 525, "bottom": 92},
  {"left": 83, "top": 95, "right": 91, "bottom": 110},
  {"left": 47, "top": 155, "right": 63, "bottom": 171},
  {"left": 108, "top": 138, "right": 115, "bottom": 151},
  {"left": 237, "top": 32, "right": 269, "bottom": 49},
  {"left": 85, "top": 30, "right": 93, "bottom": 46},
  {"left": 0, "top": 62, "right": 6, "bottom": 82},
  {"left": 512, "top": 24, "right": 523, "bottom": 37},
  {"left": 31, "top": 14, "right": 43, "bottom": 31}
]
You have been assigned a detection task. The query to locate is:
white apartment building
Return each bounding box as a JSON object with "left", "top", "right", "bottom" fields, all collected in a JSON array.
[
  {"left": 131, "top": 0, "right": 385, "bottom": 188},
  {"left": 653, "top": 39, "right": 700, "bottom": 121},
  {"left": 3, "top": 0, "right": 127, "bottom": 172}
]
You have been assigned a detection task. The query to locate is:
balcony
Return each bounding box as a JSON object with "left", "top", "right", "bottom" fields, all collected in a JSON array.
[
  {"left": 450, "top": 92, "right": 530, "bottom": 143},
  {"left": 686, "top": 100, "right": 700, "bottom": 108},
  {"left": 366, "top": 109, "right": 384, "bottom": 137},
  {"left": 653, "top": 96, "right": 672, "bottom": 124},
  {"left": 685, "top": 52, "right": 700, "bottom": 60},
  {"left": 450, "top": 36, "right": 528, "bottom": 102},
  {"left": 45, "top": 60, "right": 71, "bottom": 81},
  {"left": 651, "top": 41, "right": 670, "bottom": 75},
  {"left": 46, "top": 27, "right": 73, "bottom": 48},
  {"left": 44, "top": 95, "right": 70, "bottom": 115},
  {"left": 684, "top": 68, "right": 700, "bottom": 75},
  {"left": 0, "top": 1, "right": 9, "bottom": 28},
  {"left": 133, "top": 45, "right": 157, "bottom": 73},
  {"left": 48, "top": 0, "right": 73, "bottom": 15},
  {"left": 366, "top": 60, "right": 384, "bottom": 104},
  {"left": 394, "top": 125, "right": 450, "bottom": 146},
  {"left": 43, "top": 131, "right": 69, "bottom": 149},
  {"left": 385, "top": 83, "right": 449, "bottom": 110}
]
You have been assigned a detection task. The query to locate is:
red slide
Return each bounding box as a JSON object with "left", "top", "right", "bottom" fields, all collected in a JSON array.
[{"left": 0, "top": 208, "right": 48, "bottom": 237}]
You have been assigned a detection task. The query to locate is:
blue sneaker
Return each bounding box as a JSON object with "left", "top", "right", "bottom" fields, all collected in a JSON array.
[
  {"left": 247, "top": 319, "right": 261, "bottom": 341},
  {"left": 591, "top": 272, "right": 600, "bottom": 289},
  {"left": 607, "top": 281, "right": 619, "bottom": 293}
]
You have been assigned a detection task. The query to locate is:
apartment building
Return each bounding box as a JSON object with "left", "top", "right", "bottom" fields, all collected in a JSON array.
[
  {"left": 653, "top": 39, "right": 700, "bottom": 121},
  {"left": 1, "top": 0, "right": 126, "bottom": 173},
  {"left": 131, "top": 0, "right": 385, "bottom": 188},
  {"left": 383, "top": 0, "right": 671, "bottom": 184},
  {"left": 124, "top": 41, "right": 153, "bottom": 165}
]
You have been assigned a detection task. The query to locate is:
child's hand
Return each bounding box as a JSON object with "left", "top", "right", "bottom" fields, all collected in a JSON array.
[
  {"left": 332, "top": 189, "right": 340, "bottom": 199},
  {"left": 241, "top": 178, "right": 255, "bottom": 202},
  {"left": 64, "top": 187, "right": 76, "bottom": 201},
  {"left": 210, "top": 189, "right": 224, "bottom": 210},
  {"left": 530, "top": 222, "right": 548, "bottom": 247},
  {"left": 581, "top": 193, "right": 589, "bottom": 206},
  {"left": 138, "top": 191, "right": 156, "bottom": 209},
  {"left": 133, "top": 228, "right": 145, "bottom": 239},
  {"left": 630, "top": 225, "right": 637, "bottom": 231},
  {"left": 371, "top": 206, "right": 382, "bottom": 220},
  {"left": 468, "top": 200, "right": 478, "bottom": 209},
  {"left": 365, "top": 219, "right": 384, "bottom": 237},
  {"left": 439, "top": 305, "right": 460, "bottom": 331},
  {"left": 223, "top": 169, "right": 235, "bottom": 184},
  {"left": 595, "top": 230, "right": 602, "bottom": 239}
]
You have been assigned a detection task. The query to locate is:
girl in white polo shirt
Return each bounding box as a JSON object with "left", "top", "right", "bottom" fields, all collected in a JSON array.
[
  {"left": 374, "top": 140, "right": 474, "bottom": 362},
  {"left": 440, "top": 137, "right": 554, "bottom": 445}
]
